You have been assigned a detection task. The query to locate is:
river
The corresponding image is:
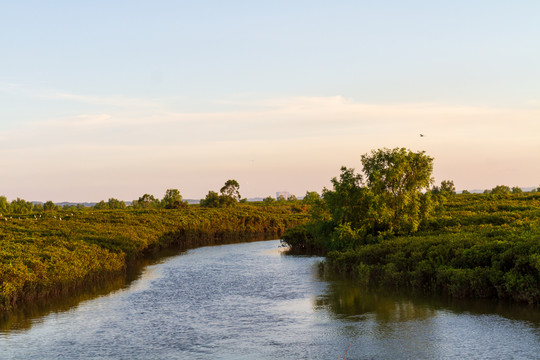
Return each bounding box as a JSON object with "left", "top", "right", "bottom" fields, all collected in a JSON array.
[{"left": 1, "top": 240, "right": 539, "bottom": 359}]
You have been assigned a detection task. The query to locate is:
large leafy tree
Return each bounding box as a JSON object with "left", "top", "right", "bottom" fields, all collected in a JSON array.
[
  {"left": 283, "top": 148, "right": 436, "bottom": 252},
  {"left": 321, "top": 148, "right": 434, "bottom": 238},
  {"left": 361, "top": 148, "right": 433, "bottom": 196},
  {"left": 361, "top": 147, "right": 434, "bottom": 234}
]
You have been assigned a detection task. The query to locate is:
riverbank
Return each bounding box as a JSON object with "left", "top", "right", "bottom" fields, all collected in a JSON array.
[
  {"left": 0, "top": 204, "right": 308, "bottom": 312},
  {"left": 283, "top": 193, "right": 540, "bottom": 304}
]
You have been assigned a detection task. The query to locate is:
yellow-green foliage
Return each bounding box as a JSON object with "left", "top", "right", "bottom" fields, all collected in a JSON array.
[
  {"left": 287, "top": 193, "right": 540, "bottom": 303},
  {"left": 0, "top": 204, "right": 307, "bottom": 311}
]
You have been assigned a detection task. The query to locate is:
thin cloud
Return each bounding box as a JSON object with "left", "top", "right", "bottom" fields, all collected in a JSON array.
[
  {"left": 43, "top": 91, "right": 163, "bottom": 109},
  {"left": 0, "top": 82, "right": 163, "bottom": 109},
  {"left": 42, "top": 114, "right": 114, "bottom": 128},
  {"left": 2, "top": 94, "right": 539, "bottom": 201},
  {"left": 2, "top": 95, "right": 539, "bottom": 150}
]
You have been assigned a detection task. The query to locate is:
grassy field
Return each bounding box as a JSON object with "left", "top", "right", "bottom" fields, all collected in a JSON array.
[
  {"left": 284, "top": 193, "right": 540, "bottom": 303},
  {"left": 0, "top": 204, "right": 308, "bottom": 312}
]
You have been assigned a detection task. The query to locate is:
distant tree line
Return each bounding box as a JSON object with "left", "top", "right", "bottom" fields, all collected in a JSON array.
[
  {"left": 1, "top": 175, "right": 538, "bottom": 215},
  {"left": 0, "top": 196, "right": 69, "bottom": 215}
]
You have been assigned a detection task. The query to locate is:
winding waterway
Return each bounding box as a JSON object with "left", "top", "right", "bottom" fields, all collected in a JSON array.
[{"left": 1, "top": 240, "right": 539, "bottom": 359}]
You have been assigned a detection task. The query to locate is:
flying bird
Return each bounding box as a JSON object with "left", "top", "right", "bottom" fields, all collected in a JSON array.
[{"left": 420, "top": 134, "right": 425, "bottom": 137}]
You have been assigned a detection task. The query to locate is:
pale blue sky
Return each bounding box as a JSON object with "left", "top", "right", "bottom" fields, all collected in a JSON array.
[{"left": 1, "top": 1, "right": 539, "bottom": 202}]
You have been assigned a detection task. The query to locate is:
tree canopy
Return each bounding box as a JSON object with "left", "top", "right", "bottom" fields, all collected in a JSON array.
[
  {"left": 133, "top": 194, "right": 159, "bottom": 209},
  {"left": 200, "top": 191, "right": 222, "bottom": 207},
  {"left": 361, "top": 147, "right": 433, "bottom": 196},
  {"left": 361, "top": 148, "right": 433, "bottom": 234},
  {"left": 321, "top": 148, "right": 434, "bottom": 237},
  {"left": 432, "top": 180, "right": 456, "bottom": 196},
  {"left": 201, "top": 180, "right": 241, "bottom": 207},
  {"left": 220, "top": 179, "right": 241, "bottom": 201},
  {"left": 162, "top": 189, "right": 187, "bottom": 209}
]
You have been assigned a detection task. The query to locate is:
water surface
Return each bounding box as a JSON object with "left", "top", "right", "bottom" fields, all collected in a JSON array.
[{"left": 1, "top": 240, "right": 538, "bottom": 359}]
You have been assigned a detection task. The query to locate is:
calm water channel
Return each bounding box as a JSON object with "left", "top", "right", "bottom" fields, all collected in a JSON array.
[{"left": 1, "top": 240, "right": 539, "bottom": 359}]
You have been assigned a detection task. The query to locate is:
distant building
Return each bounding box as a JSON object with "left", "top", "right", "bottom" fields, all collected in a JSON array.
[{"left": 276, "top": 191, "right": 290, "bottom": 200}]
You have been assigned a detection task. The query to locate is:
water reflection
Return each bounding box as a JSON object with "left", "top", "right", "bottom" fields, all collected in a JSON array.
[
  {"left": 316, "top": 277, "right": 540, "bottom": 326},
  {"left": 0, "top": 258, "right": 154, "bottom": 333},
  {"left": 0, "top": 245, "right": 195, "bottom": 333},
  {"left": 0, "top": 276, "right": 128, "bottom": 333},
  {"left": 314, "top": 277, "right": 539, "bottom": 359},
  {"left": 0, "top": 235, "right": 272, "bottom": 334},
  {"left": 315, "top": 282, "right": 434, "bottom": 322}
]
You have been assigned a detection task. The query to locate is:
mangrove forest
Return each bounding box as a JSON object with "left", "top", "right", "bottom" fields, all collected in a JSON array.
[{"left": 282, "top": 148, "right": 540, "bottom": 304}]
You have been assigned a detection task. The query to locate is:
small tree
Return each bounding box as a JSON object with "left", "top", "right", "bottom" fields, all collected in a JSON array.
[
  {"left": 10, "top": 198, "right": 33, "bottom": 214},
  {"left": 200, "top": 191, "right": 221, "bottom": 207},
  {"left": 135, "top": 194, "right": 158, "bottom": 209},
  {"left": 263, "top": 196, "right": 275, "bottom": 204},
  {"left": 440, "top": 180, "right": 456, "bottom": 195},
  {"left": 108, "top": 198, "right": 127, "bottom": 209},
  {"left": 162, "top": 189, "right": 187, "bottom": 209},
  {"left": 43, "top": 200, "right": 57, "bottom": 212},
  {"left": 511, "top": 186, "right": 523, "bottom": 194},
  {"left": 302, "top": 191, "right": 321, "bottom": 204},
  {"left": 0, "top": 196, "right": 9, "bottom": 214},
  {"left": 220, "top": 180, "right": 241, "bottom": 201},
  {"left": 94, "top": 200, "right": 109, "bottom": 210},
  {"left": 491, "top": 185, "right": 511, "bottom": 195}
]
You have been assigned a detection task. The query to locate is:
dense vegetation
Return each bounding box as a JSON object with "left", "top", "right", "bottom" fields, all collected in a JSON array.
[
  {"left": 283, "top": 148, "right": 540, "bottom": 304},
  {"left": 0, "top": 204, "right": 308, "bottom": 312}
]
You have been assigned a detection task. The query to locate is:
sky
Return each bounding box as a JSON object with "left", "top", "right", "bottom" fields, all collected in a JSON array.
[{"left": 1, "top": 1, "right": 539, "bottom": 202}]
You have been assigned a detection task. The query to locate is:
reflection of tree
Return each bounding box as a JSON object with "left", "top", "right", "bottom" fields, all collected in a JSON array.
[
  {"left": 315, "top": 280, "right": 436, "bottom": 323},
  {"left": 315, "top": 279, "right": 540, "bottom": 325},
  {"left": 0, "top": 234, "right": 277, "bottom": 334},
  {"left": 315, "top": 280, "right": 441, "bottom": 358},
  {"left": 0, "top": 276, "right": 129, "bottom": 333}
]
